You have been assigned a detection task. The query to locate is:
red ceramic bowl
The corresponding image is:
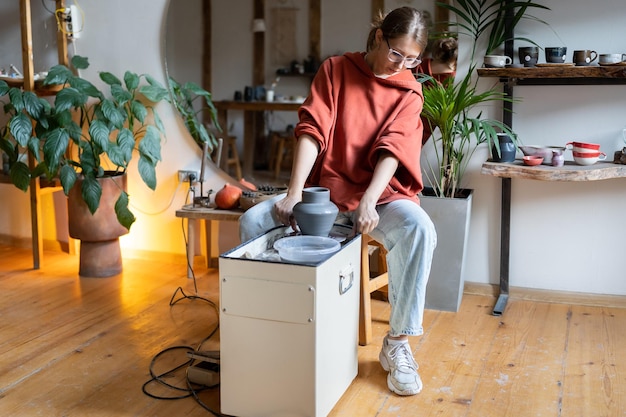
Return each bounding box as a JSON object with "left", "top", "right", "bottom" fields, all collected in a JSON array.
[
  {"left": 567, "top": 141, "right": 601, "bottom": 150},
  {"left": 572, "top": 151, "right": 605, "bottom": 158},
  {"left": 523, "top": 155, "right": 543, "bottom": 166}
]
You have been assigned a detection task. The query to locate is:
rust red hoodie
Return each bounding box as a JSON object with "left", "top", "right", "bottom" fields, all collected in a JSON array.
[{"left": 295, "top": 51, "right": 425, "bottom": 212}]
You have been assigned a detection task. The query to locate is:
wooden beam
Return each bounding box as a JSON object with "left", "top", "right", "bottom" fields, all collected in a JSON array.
[
  {"left": 371, "top": 0, "right": 384, "bottom": 19},
  {"left": 253, "top": 0, "right": 265, "bottom": 86},
  {"left": 55, "top": 0, "right": 68, "bottom": 65},
  {"left": 202, "top": 0, "right": 212, "bottom": 93},
  {"left": 309, "top": 0, "right": 320, "bottom": 62}
]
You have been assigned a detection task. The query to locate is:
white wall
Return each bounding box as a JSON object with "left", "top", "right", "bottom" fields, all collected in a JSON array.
[
  {"left": 1, "top": 0, "right": 625, "bottom": 296},
  {"left": 452, "top": 0, "right": 626, "bottom": 295}
]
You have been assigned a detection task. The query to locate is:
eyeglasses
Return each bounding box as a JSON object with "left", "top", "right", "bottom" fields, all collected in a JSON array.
[{"left": 385, "top": 38, "right": 421, "bottom": 69}]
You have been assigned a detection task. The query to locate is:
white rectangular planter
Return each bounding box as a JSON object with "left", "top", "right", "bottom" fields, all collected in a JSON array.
[{"left": 420, "top": 188, "right": 473, "bottom": 312}]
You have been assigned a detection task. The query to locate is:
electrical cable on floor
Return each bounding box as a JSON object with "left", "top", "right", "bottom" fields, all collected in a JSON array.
[
  {"left": 142, "top": 287, "right": 224, "bottom": 416},
  {"left": 142, "top": 185, "right": 224, "bottom": 414}
]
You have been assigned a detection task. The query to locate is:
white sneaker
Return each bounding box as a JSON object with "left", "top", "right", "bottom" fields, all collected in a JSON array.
[{"left": 379, "top": 336, "right": 422, "bottom": 396}]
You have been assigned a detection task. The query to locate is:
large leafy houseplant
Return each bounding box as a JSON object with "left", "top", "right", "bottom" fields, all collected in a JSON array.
[
  {"left": 167, "top": 76, "right": 221, "bottom": 152},
  {"left": 0, "top": 55, "right": 169, "bottom": 230}
]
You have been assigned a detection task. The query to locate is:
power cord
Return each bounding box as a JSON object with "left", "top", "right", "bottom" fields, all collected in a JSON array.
[{"left": 142, "top": 287, "right": 225, "bottom": 416}]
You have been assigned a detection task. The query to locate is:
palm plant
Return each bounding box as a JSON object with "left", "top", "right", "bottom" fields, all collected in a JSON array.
[
  {"left": 419, "top": 70, "right": 516, "bottom": 198},
  {"left": 437, "top": 0, "right": 551, "bottom": 62}
]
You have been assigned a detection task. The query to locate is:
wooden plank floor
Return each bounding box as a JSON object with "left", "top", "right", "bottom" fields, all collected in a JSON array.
[{"left": 1, "top": 243, "right": 625, "bottom": 417}]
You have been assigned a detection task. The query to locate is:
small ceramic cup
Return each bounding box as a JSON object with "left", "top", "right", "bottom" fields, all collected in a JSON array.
[
  {"left": 545, "top": 47, "right": 567, "bottom": 63},
  {"left": 572, "top": 50, "right": 598, "bottom": 66},
  {"left": 599, "top": 53, "right": 626, "bottom": 65},
  {"left": 518, "top": 46, "right": 539, "bottom": 67},
  {"left": 484, "top": 55, "right": 513, "bottom": 68}
]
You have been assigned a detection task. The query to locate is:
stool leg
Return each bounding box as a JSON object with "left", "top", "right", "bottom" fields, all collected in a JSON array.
[
  {"left": 359, "top": 236, "right": 373, "bottom": 346},
  {"left": 229, "top": 138, "right": 243, "bottom": 180}
]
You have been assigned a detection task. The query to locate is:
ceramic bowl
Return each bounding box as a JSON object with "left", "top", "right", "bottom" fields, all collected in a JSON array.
[
  {"left": 523, "top": 155, "right": 543, "bottom": 166},
  {"left": 273, "top": 235, "right": 341, "bottom": 263},
  {"left": 571, "top": 146, "right": 598, "bottom": 154},
  {"left": 566, "top": 141, "right": 601, "bottom": 151},
  {"left": 573, "top": 151, "right": 606, "bottom": 166},
  {"left": 519, "top": 145, "right": 566, "bottom": 165}
]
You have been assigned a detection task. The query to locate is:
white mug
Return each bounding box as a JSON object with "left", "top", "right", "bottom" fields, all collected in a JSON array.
[{"left": 484, "top": 55, "right": 512, "bottom": 68}]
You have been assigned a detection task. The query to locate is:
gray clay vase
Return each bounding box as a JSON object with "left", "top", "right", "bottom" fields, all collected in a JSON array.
[
  {"left": 491, "top": 133, "right": 516, "bottom": 163},
  {"left": 293, "top": 187, "right": 339, "bottom": 236}
]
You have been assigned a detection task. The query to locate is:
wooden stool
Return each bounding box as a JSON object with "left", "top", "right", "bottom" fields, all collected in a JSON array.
[
  {"left": 359, "top": 234, "right": 389, "bottom": 346},
  {"left": 214, "top": 135, "right": 242, "bottom": 180},
  {"left": 270, "top": 130, "right": 296, "bottom": 179}
]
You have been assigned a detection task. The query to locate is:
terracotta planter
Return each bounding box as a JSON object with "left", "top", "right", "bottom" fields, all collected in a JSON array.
[{"left": 68, "top": 173, "right": 129, "bottom": 277}]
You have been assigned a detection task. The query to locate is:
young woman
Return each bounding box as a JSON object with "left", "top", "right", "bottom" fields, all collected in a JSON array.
[{"left": 242, "top": 7, "right": 437, "bottom": 396}]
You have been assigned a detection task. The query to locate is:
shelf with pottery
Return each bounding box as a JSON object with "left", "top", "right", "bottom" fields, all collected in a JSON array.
[
  {"left": 481, "top": 160, "right": 626, "bottom": 181},
  {"left": 477, "top": 65, "right": 626, "bottom": 85}
]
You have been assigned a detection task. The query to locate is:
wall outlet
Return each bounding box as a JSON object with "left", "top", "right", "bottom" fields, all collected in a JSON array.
[
  {"left": 64, "top": 5, "right": 83, "bottom": 39},
  {"left": 178, "top": 170, "right": 199, "bottom": 183}
]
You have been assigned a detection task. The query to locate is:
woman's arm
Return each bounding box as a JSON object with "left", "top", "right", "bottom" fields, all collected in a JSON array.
[
  {"left": 354, "top": 152, "right": 399, "bottom": 234},
  {"left": 274, "top": 134, "right": 320, "bottom": 227}
]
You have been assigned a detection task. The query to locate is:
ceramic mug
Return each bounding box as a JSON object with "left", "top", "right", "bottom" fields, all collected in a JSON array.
[
  {"left": 573, "top": 50, "right": 598, "bottom": 66},
  {"left": 599, "top": 53, "right": 626, "bottom": 64},
  {"left": 518, "top": 46, "right": 539, "bottom": 67},
  {"left": 484, "top": 55, "right": 512, "bottom": 68},
  {"left": 545, "top": 47, "right": 567, "bottom": 63}
]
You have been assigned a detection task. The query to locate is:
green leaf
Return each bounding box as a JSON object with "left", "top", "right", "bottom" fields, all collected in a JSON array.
[
  {"left": 116, "top": 128, "right": 135, "bottom": 163},
  {"left": 8, "top": 88, "right": 24, "bottom": 112},
  {"left": 100, "top": 98, "right": 125, "bottom": 129},
  {"left": 124, "top": 71, "right": 140, "bottom": 91},
  {"left": 106, "top": 143, "right": 126, "bottom": 167},
  {"left": 114, "top": 191, "right": 135, "bottom": 230},
  {"left": 0, "top": 80, "right": 9, "bottom": 96},
  {"left": 100, "top": 71, "right": 121, "bottom": 86},
  {"left": 69, "top": 77, "right": 102, "bottom": 99},
  {"left": 10, "top": 113, "right": 33, "bottom": 147},
  {"left": 70, "top": 55, "right": 90, "bottom": 70},
  {"left": 130, "top": 100, "right": 147, "bottom": 123},
  {"left": 138, "top": 125, "right": 162, "bottom": 164},
  {"left": 44, "top": 64, "right": 74, "bottom": 86},
  {"left": 140, "top": 84, "right": 169, "bottom": 102},
  {"left": 55, "top": 87, "right": 86, "bottom": 112},
  {"left": 110, "top": 84, "right": 132, "bottom": 106},
  {"left": 22, "top": 91, "right": 45, "bottom": 120},
  {"left": 42, "top": 128, "right": 70, "bottom": 172},
  {"left": 88, "top": 119, "right": 111, "bottom": 151},
  {"left": 9, "top": 161, "right": 31, "bottom": 192},
  {"left": 59, "top": 164, "right": 77, "bottom": 195},
  {"left": 81, "top": 175, "right": 102, "bottom": 215},
  {"left": 137, "top": 156, "right": 157, "bottom": 190}
]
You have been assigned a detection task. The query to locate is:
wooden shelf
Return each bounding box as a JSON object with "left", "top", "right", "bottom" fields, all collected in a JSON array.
[
  {"left": 482, "top": 160, "right": 626, "bottom": 182},
  {"left": 0, "top": 77, "right": 63, "bottom": 95},
  {"left": 477, "top": 65, "right": 626, "bottom": 85}
]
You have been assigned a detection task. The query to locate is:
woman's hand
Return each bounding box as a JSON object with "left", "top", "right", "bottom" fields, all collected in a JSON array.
[
  {"left": 274, "top": 194, "right": 301, "bottom": 231},
  {"left": 354, "top": 196, "right": 379, "bottom": 235}
]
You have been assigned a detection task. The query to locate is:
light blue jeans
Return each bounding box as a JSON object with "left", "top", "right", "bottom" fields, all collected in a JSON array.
[{"left": 239, "top": 196, "right": 437, "bottom": 337}]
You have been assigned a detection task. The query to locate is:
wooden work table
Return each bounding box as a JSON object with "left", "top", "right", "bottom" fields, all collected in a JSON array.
[
  {"left": 481, "top": 160, "right": 626, "bottom": 316},
  {"left": 175, "top": 204, "right": 244, "bottom": 278},
  {"left": 214, "top": 100, "right": 302, "bottom": 178}
]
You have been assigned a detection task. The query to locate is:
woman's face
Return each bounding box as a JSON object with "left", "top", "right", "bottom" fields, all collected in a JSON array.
[{"left": 370, "top": 29, "right": 423, "bottom": 77}]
